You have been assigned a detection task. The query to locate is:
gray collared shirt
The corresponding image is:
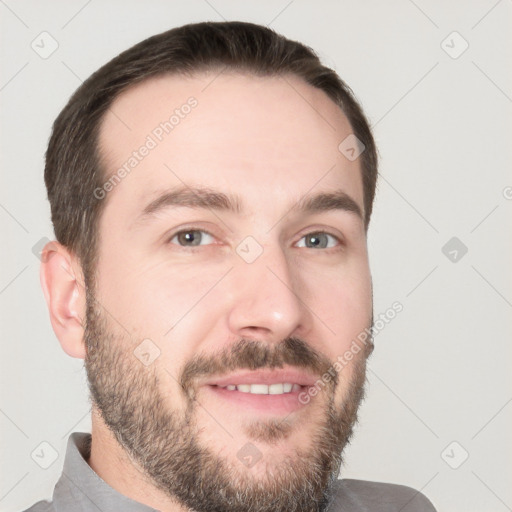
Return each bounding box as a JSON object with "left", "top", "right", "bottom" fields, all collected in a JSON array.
[{"left": 23, "top": 432, "right": 437, "bottom": 512}]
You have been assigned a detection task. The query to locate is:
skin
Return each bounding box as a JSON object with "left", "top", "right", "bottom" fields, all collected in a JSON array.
[{"left": 40, "top": 72, "right": 373, "bottom": 511}]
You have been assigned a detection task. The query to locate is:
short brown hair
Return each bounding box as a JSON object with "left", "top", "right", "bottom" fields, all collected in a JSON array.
[{"left": 45, "top": 21, "right": 378, "bottom": 285}]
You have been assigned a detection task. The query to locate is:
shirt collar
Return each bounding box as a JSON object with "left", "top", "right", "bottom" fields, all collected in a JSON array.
[{"left": 52, "top": 432, "right": 158, "bottom": 512}]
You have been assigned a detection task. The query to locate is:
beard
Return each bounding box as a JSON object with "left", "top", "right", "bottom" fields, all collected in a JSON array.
[{"left": 83, "top": 287, "right": 372, "bottom": 512}]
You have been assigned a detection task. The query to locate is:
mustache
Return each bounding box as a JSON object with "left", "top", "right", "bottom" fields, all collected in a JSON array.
[{"left": 179, "top": 337, "right": 337, "bottom": 396}]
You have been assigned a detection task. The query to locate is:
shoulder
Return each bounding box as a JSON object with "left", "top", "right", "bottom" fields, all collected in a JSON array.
[{"left": 328, "top": 478, "right": 437, "bottom": 512}]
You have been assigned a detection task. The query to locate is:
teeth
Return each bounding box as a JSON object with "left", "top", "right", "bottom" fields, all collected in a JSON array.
[
  {"left": 250, "top": 384, "right": 268, "bottom": 394},
  {"left": 219, "top": 382, "right": 299, "bottom": 395},
  {"left": 269, "top": 383, "right": 284, "bottom": 395}
]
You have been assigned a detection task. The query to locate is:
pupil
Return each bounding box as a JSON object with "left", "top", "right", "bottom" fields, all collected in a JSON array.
[
  {"left": 180, "top": 231, "right": 200, "bottom": 246},
  {"left": 308, "top": 234, "right": 325, "bottom": 248}
]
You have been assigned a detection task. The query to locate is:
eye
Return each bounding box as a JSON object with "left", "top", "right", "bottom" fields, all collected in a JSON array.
[
  {"left": 168, "top": 229, "right": 216, "bottom": 247},
  {"left": 295, "top": 231, "right": 341, "bottom": 249}
]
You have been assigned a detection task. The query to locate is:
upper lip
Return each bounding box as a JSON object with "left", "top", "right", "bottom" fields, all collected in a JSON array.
[{"left": 201, "top": 367, "right": 319, "bottom": 387}]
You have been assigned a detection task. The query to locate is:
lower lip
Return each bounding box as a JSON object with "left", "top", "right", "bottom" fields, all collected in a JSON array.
[{"left": 203, "top": 385, "right": 310, "bottom": 415}]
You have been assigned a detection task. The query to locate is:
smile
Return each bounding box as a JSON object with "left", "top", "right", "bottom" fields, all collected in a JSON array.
[
  {"left": 215, "top": 383, "right": 303, "bottom": 394},
  {"left": 200, "top": 368, "right": 318, "bottom": 415}
]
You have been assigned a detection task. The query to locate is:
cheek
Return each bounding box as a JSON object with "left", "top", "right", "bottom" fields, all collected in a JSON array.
[
  {"left": 95, "top": 235, "right": 215, "bottom": 325},
  {"left": 119, "top": 261, "right": 230, "bottom": 376},
  {"left": 140, "top": 261, "right": 228, "bottom": 325},
  {"left": 305, "top": 262, "right": 372, "bottom": 355}
]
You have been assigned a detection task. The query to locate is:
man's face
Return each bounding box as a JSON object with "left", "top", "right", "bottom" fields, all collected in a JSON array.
[{"left": 84, "top": 72, "right": 373, "bottom": 512}]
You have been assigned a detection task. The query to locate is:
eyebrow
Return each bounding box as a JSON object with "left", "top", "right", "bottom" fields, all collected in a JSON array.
[{"left": 135, "top": 185, "right": 363, "bottom": 226}]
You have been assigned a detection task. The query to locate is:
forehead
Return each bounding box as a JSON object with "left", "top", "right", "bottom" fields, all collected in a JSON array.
[{"left": 97, "top": 71, "right": 364, "bottom": 225}]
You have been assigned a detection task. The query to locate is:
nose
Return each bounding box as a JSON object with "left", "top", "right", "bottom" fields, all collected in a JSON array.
[{"left": 226, "top": 244, "right": 310, "bottom": 344}]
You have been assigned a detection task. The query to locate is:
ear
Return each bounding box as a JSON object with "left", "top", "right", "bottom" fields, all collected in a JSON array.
[{"left": 40, "top": 241, "right": 87, "bottom": 359}]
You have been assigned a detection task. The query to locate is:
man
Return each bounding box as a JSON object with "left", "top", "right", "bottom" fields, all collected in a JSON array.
[{"left": 26, "top": 21, "right": 437, "bottom": 512}]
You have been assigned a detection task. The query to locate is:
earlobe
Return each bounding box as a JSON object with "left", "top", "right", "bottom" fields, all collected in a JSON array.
[{"left": 40, "top": 241, "right": 87, "bottom": 359}]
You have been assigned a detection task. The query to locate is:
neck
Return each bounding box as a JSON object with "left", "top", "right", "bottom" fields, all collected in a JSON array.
[{"left": 87, "top": 407, "right": 188, "bottom": 512}]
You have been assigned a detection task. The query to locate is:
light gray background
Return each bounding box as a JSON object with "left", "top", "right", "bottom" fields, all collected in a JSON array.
[{"left": 1, "top": 1, "right": 511, "bottom": 511}]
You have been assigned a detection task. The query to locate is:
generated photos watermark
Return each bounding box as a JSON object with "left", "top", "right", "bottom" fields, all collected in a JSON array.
[{"left": 93, "top": 96, "right": 198, "bottom": 200}]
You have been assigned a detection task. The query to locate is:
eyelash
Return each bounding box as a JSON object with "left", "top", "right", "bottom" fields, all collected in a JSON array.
[{"left": 167, "top": 228, "right": 343, "bottom": 251}]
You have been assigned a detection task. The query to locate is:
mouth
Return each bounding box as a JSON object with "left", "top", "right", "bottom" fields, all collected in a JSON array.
[
  {"left": 199, "top": 368, "right": 318, "bottom": 415},
  {"left": 215, "top": 382, "right": 303, "bottom": 394}
]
